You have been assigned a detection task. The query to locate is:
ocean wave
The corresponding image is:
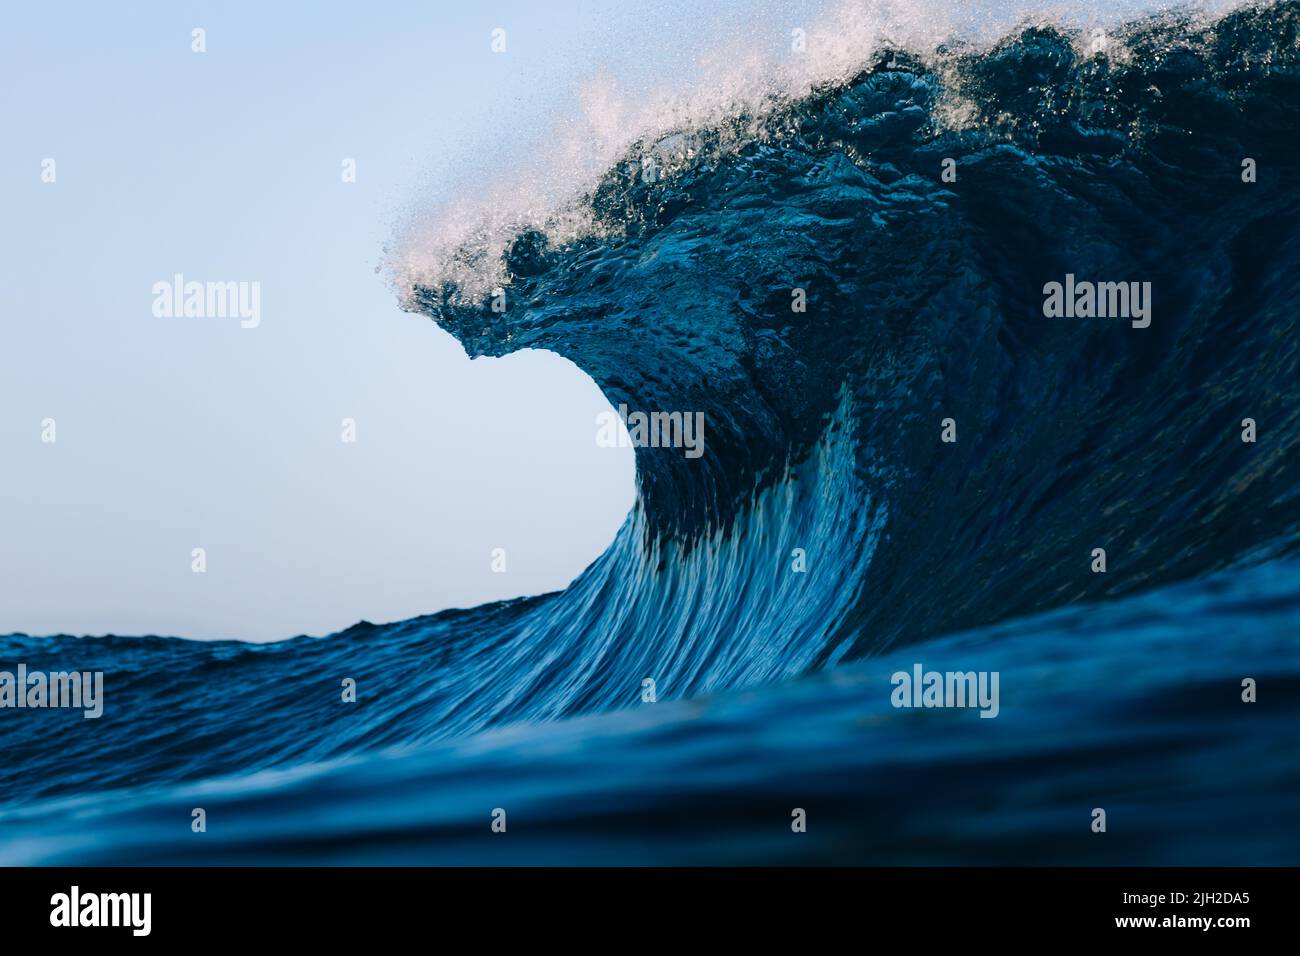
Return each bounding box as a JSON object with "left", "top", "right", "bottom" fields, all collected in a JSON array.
[{"left": 3, "top": 0, "right": 1299, "bottom": 864}]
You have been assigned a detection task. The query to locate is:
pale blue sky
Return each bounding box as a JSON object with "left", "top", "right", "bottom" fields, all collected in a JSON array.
[{"left": 0, "top": 1, "right": 663, "bottom": 640}]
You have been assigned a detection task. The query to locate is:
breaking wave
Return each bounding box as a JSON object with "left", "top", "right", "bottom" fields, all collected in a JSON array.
[{"left": 3, "top": 0, "right": 1299, "bottom": 864}]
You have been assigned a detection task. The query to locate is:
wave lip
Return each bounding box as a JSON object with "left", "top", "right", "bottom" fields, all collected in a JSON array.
[{"left": 390, "top": 0, "right": 1257, "bottom": 305}]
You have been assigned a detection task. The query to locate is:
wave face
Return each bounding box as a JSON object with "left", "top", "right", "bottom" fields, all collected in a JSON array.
[{"left": 4, "top": 1, "right": 1300, "bottom": 864}]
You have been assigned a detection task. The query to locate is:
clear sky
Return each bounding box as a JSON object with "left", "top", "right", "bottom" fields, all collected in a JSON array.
[
  {"left": 0, "top": 0, "right": 1213, "bottom": 641},
  {"left": 0, "top": 1, "right": 662, "bottom": 641}
]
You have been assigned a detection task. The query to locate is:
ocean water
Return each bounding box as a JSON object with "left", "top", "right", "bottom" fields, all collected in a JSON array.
[{"left": 3, "top": 0, "right": 1299, "bottom": 864}]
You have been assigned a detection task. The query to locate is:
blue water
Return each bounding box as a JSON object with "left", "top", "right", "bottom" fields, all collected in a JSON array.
[{"left": 3, "top": 1, "right": 1300, "bottom": 864}]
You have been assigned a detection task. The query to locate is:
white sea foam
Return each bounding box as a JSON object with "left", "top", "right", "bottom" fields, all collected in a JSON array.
[{"left": 389, "top": 0, "right": 1252, "bottom": 305}]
